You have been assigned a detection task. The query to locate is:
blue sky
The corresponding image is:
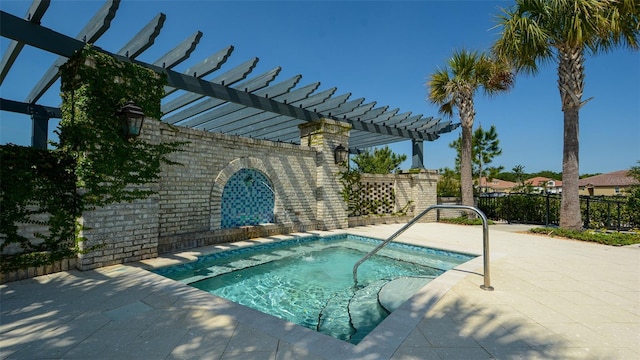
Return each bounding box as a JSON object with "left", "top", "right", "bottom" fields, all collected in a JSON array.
[{"left": 1, "top": 0, "right": 638, "bottom": 175}]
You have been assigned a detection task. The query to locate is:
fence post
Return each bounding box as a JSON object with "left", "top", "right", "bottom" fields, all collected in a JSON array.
[
  {"left": 584, "top": 198, "right": 590, "bottom": 229},
  {"left": 545, "top": 193, "right": 550, "bottom": 227},
  {"left": 507, "top": 196, "right": 512, "bottom": 224},
  {"left": 617, "top": 202, "right": 621, "bottom": 231}
]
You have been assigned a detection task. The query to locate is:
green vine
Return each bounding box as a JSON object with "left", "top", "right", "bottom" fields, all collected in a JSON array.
[
  {"left": 57, "top": 45, "right": 182, "bottom": 207},
  {"left": 0, "top": 145, "right": 80, "bottom": 270},
  {"left": 339, "top": 167, "right": 365, "bottom": 216},
  {"left": 1, "top": 45, "right": 184, "bottom": 273}
]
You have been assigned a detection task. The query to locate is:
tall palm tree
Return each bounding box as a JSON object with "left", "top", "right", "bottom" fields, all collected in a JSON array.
[
  {"left": 428, "top": 50, "right": 513, "bottom": 208},
  {"left": 493, "top": 0, "right": 639, "bottom": 230}
]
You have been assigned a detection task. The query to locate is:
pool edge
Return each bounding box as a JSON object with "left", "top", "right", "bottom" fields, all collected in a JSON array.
[{"left": 130, "top": 229, "right": 483, "bottom": 359}]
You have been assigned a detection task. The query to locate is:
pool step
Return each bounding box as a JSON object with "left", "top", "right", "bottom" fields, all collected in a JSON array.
[
  {"left": 378, "top": 276, "right": 436, "bottom": 312},
  {"left": 183, "top": 244, "right": 322, "bottom": 284},
  {"left": 316, "top": 293, "right": 355, "bottom": 342},
  {"left": 184, "top": 257, "right": 280, "bottom": 284},
  {"left": 347, "top": 279, "right": 389, "bottom": 344}
]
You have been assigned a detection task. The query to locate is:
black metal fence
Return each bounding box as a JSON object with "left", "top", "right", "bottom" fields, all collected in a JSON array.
[{"left": 477, "top": 193, "right": 638, "bottom": 230}]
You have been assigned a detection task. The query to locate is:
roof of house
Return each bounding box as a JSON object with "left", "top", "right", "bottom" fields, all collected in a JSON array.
[
  {"left": 578, "top": 170, "right": 639, "bottom": 187},
  {"left": 479, "top": 177, "right": 517, "bottom": 190},
  {"left": 525, "top": 177, "right": 562, "bottom": 187}
]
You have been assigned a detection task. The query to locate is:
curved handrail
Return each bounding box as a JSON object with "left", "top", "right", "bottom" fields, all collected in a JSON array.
[{"left": 352, "top": 204, "right": 493, "bottom": 291}]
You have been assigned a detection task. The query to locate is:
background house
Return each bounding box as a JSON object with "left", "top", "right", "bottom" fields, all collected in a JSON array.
[
  {"left": 478, "top": 177, "right": 516, "bottom": 195},
  {"left": 525, "top": 177, "right": 563, "bottom": 194},
  {"left": 578, "top": 170, "right": 638, "bottom": 196}
]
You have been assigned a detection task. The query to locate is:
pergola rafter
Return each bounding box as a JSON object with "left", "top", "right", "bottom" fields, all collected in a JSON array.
[
  {"left": 116, "top": 12, "right": 166, "bottom": 60},
  {"left": 0, "top": 0, "right": 50, "bottom": 85},
  {"left": 25, "top": 0, "right": 120, "bottom": 103},
  {"left": 161, "top": 57, "right": 258, "bottom": 119},
  {"left": 0, "top": 1, "right": 460, "bottom": 163}
]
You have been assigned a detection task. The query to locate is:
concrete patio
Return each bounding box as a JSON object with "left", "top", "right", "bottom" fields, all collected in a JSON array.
[{"left": 1, "top": 223, "right": 638, "bottom": 359}]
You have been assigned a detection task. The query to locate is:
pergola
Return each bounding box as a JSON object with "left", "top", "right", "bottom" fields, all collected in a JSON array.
[{"left": 0, "top": 0, "right": 459, "bottom": 167}]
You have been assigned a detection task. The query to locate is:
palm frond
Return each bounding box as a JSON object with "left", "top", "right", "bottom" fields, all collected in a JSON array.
[{"left": 494, "top": 0, "right": 639, "bottom": 69}]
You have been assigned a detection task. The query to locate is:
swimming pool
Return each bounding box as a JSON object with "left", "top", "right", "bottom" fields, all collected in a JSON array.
[{"left": 153, "top": 234, "right": 475, "bottom": 344}]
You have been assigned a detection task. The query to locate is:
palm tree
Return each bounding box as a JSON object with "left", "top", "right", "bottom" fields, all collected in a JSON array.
[
  {"left": 493, "top": 0, "right": 639, "bottom": 230},
  {"left": 427, "top": 50, "right": 513, "bottom": 208}
]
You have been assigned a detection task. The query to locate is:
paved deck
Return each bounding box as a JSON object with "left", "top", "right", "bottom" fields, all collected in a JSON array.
[{"left": 1, "top": 223, "right": 638, "bottom": 359}]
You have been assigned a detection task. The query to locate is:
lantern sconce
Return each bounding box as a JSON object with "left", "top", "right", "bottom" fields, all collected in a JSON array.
[
  {"left": 117, "top": 101, "right": 145, "bottom": 139},
  {"left": 334, "top": 144, "right": 349, "bottom": 165}
]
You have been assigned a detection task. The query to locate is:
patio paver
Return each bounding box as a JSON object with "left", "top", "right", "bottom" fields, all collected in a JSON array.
[{"left": 1, "top": 223, "right": 638, "bottom": 359}]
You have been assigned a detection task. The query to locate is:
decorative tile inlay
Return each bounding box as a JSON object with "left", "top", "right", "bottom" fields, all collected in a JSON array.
[{"left": 221, "top": 168, "right": 275, "bottom": 228}]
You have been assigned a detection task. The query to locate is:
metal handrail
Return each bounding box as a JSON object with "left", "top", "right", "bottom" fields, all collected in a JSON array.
[{"left": 352, "top": 204, "right": 493, "bottom": 291}]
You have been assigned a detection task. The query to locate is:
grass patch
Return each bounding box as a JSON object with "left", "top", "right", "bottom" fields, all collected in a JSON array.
[
  {"left": 529, "top": 227, "right": 640, "bottom": 246},
  {"left": 439, "top": 216, "right": 495, "bottom": 226},
  {"left": 439, "top": 217, "right": 640, "bottom": 246}
]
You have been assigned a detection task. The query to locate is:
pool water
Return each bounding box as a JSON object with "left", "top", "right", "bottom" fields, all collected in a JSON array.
[{"left": 153, "top": 235, "right": 474, "bottom": 344}]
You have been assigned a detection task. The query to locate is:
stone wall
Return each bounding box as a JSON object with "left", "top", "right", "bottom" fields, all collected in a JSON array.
[
  {"left": 155, "top": 122, "right": 318, "bottom": 253},
  {"left": 409, "top": 170, "right": 439, "bottom": 222},
  {"left": 76, "top": 119, "right": 163, "bottom": 270},
  {"left": 353, "top": 170, "right": 439, "bottom": 224},
  {"left": 3, "top": 118, "right": 442, "bottom": 276},
  {"left": 437, "top": 197, "right": 472, "bottom": 219},
  {"left": 78, "top": 196, "right": 159, "bottom": 270},
  {"left": 1, "top": 211, "right": 49, "bottom": 256},
  {"left": 77, "top": 119, "right": 323, "bottom": 265},
  {"left": 299, "top": 119, "right": 350, "bottom": 230}
]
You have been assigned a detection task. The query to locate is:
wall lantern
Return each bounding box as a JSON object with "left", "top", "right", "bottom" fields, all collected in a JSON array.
[
  {"left": 334, "top": 144, "right": 349, "bottom": 165},
  {"left": 117, "top": 101, "right": 145, "bottom": 139}
]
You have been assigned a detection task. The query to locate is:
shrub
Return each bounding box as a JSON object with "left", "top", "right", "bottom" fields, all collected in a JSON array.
[{"left": 529, "top": 227, "right": 640, "bottom": 246}]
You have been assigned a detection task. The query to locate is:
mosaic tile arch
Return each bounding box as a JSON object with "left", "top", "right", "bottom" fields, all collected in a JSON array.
[
  {"left": 220, "top": 168, "right": 275, "bottom": 229},
  {"left": 212, "top": 158, "right": 266, "bottom": 230}
]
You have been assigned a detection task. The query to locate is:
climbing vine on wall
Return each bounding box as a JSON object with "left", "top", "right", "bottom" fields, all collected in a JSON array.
[
  {"left": 57, "top": 45, "right": 182, "bottom": 207},
  {"left": 0, "top": 45, "right": 184, "bottom": 273},
  {"left": 0, "top": 145, "right": 81, "bottom": 271}
]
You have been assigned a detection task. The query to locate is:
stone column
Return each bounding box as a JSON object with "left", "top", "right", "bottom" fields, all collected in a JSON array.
[
  {"left": 59, "top": 48, "right": 164, "bottom": 271},
  {"left": 410, "top": 169, "right": 439, "bottom": 222},
  {"left": 76, "top": 119, "right": 161, "bottom": 270},
  {"left": 299, "top": 119, "right": 351, "bottom": 230},
  {"left": 411, "top": 139, "right": 424, "bottom": 169}
]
